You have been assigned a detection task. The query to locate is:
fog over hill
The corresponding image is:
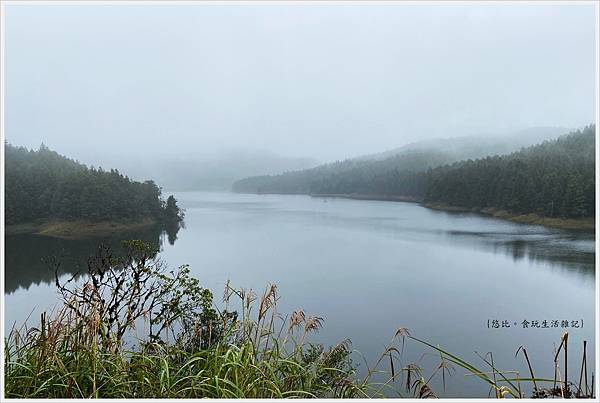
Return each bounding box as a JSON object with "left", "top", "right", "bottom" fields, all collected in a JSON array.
[
  {"left": 7, "top": 126, "right": 572, "bottom": 192},
  {"left": 232, "top": 126, "right": 575, "bottom": 194},
  {"left": 361, "top": 126, "right": 571, "bottom": 162},
  {"left": 66, "top": 126, "right": 568, "bottom": 192},
  {"left": 98, "top": 126, "right": 574, "bottom": 192},
  {"left": 103, "top": 149, "right": 319, "bottom": 191}
]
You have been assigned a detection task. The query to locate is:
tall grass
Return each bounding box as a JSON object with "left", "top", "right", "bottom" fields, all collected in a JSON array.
[
  {"left": 3, "top": 241, "right": 595, "bottom": 399},
  {"left": 4, "top": 242, "right": 365, "bottom": 398}
]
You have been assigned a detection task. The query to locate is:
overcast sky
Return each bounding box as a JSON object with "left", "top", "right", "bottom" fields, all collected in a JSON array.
[{"left": 4, "top": 3, "right": 597, "bottom": 163}]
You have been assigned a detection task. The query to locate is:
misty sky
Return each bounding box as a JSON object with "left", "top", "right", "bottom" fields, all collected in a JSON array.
[{"left": 4, "top": 3, "right": 597, "bottom": 164}]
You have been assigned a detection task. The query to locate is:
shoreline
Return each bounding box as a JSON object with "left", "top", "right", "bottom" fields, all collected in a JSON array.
[
  {"left": 268, "top": 192, "right": 594, "bottom": 232},
  {"left": 424, "top": 202, "right": 595, "bottom": 232},
  {"left": 309, "top": 193, "right": 423, "bottom": 203},
  {"left": 5, "top": 218, "right": 158, "bottom": 239}
]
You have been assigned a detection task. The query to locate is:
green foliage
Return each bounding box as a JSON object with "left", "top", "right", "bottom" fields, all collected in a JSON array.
[
  {"left": 4, "top": 242, "right": 594, "bottom": 398},
  {"left": 232, "top": 150, "right": 449, "bottom": 195},
  {"left": 423, "top": 125, "right": 595, "bottom": 218},
  {"left": 4, "top": 143, "right": 183, "bottom": 225},
  {"left": 4, "top": 243, "right": 365, "bottom": 398},
  {"left": 233, "top": 126, "right": 595, "bottom": 219},
  {"left": 163, "top": 195, "right": 184, "bottom": 222}
]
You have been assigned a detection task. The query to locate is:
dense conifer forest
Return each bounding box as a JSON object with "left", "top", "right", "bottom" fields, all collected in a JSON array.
[
  {"left": 4, "top": 143, "right": 184, "bottom": 225},
  {"left": 423, "top": 126, "right": 595, "bottom": 218},
  {"left": 234, "top": 126, "right": 595, "bottom": 219},
  {"left": 232, "top": 150, "right": 452, "bottom": 195}
]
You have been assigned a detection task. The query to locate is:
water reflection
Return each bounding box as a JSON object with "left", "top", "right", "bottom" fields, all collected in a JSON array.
[
  {"left": 186, "top": 195, "right": 595, "bottom": 278},
  {"left": 443, "top": 227, "right": 594, "bottom": 278},
  {"left": 4, "top": 223, "right": 182, "bottom": 294},
  {"left": 3, "top": 192, "right": 595, "bottom": 398}
]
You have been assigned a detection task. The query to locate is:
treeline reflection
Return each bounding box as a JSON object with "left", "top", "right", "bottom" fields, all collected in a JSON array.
[{"left": 4, "top": 223, "right": 181, "bottom": 294}]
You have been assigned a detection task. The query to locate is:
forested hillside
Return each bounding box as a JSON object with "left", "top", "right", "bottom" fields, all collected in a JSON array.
[
  {"left": 363, "top": 126, "right": 569, "bottom": 162},
  {"left": 232, "top": 150, "right": 452, "bottom": 194},
  {"left": 234, "top": 126, "right": 595, "bottom": 219},
  {"left": 5, "top": 143, "right": 184, "bottom": 225},
  {"left": 423, "top": 126, "right": 595, "bottom": 218},
  {"left": 232, "top": 127, "right": 568, "bottom": 195}
]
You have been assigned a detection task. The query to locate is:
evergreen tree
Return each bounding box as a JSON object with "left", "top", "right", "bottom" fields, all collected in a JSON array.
[
  {"left": 5, "top": 144, "right": 183, "bottom": 225},
  {"left": 233, "top": 125, "right": 595, "bottom": 219}
]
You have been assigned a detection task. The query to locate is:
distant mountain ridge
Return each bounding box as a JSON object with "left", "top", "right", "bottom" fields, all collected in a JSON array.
[
  {"left": 234, "top": 125, "right": 595, "bottom": 222},
  {"left": 232, "top": 126, "right": 571, "bottom": 194},
  {"left": 359, "top": 126, "right": 571, "bottom": 161}
]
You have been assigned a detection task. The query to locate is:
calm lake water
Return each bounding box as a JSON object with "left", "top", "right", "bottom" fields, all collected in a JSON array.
[{"left": 4, "top": 191, "right": 596, "bottom": 397}]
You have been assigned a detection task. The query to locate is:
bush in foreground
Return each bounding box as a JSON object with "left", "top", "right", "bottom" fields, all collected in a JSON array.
[{"left": 4, "top": 241, "right": 594, "bottom": 398}]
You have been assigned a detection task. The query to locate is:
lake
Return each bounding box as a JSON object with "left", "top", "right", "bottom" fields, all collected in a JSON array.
[{"left": 4, "top": 191, "right": 596, "bottom": 398}]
